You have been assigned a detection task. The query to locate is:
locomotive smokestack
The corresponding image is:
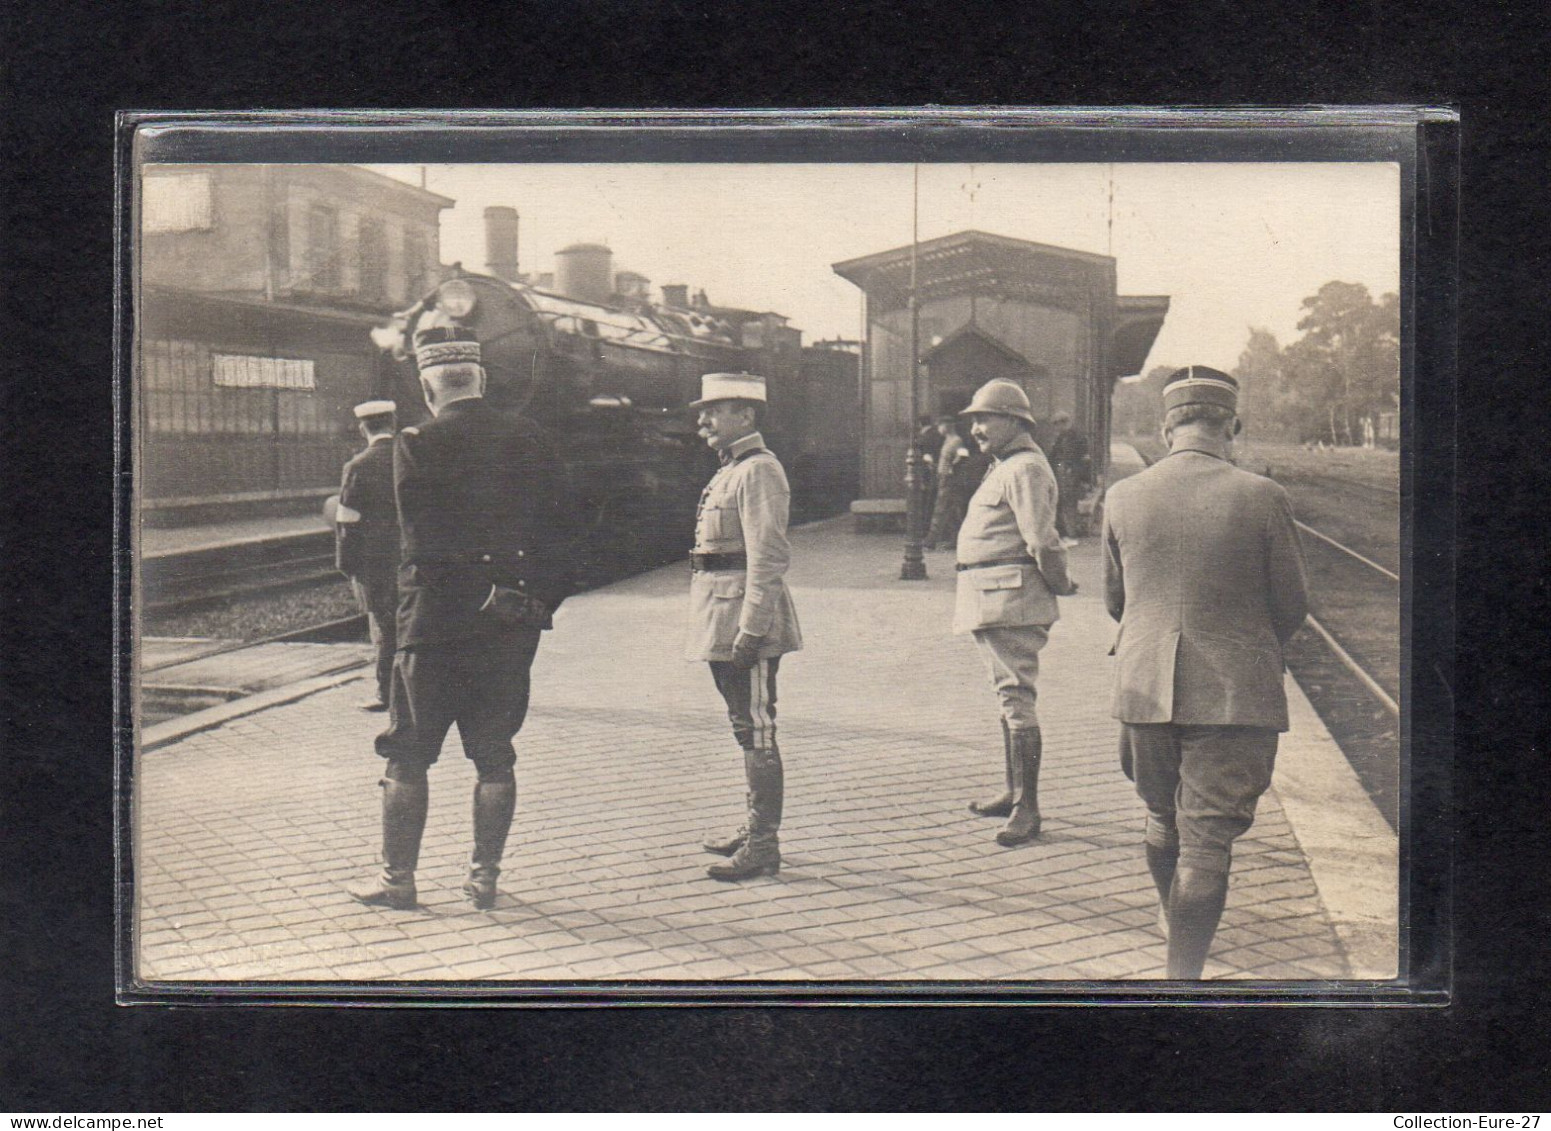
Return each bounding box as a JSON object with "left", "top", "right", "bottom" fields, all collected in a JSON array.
[
  {"left": 554, "top": 243, "right": 613, "bottom": 305},
  {"left": 483, "top": 206, "right": 520, "bottom": 282}
]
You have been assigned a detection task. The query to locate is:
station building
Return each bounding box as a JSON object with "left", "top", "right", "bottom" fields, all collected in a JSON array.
[
  {"left": 138, "top": 164, "right": 453, "bottom": 521},
  {"left": 832, "top": 230, "right": 1169, "bottom": 521}
]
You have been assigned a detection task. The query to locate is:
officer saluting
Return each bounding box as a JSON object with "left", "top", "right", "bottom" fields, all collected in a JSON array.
[
  {"left": 335, "top": 399, "right": 400, "bottom": 711},
  {"left": 686, "top": 373, "right": 802, "bottom": 882},
  {"left": 350, "top": 327, "right": 577, "bottom": 911}
]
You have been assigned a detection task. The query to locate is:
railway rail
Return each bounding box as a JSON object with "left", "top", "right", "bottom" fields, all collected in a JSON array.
[{"left": 142, "top": 529, "right": 339, "bottom": 613}]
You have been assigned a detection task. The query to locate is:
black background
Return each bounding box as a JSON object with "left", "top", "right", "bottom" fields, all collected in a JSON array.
[{"left": 4, "top": 0, "right": 1545, "bottom": 1111}]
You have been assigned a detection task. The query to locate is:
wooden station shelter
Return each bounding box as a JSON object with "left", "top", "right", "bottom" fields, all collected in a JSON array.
[{"left": 832, "top": 230, "right": 1169, "bottom": 519}]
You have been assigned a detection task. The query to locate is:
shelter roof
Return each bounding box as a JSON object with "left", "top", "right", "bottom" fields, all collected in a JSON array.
[{"left": 832, "top": 230, "right": 1115, "bottom": 304}]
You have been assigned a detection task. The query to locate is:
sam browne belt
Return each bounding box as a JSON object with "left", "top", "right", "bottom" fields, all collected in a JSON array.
[{"left": 691, "top": 552, "right": 747, "bottom": 572}]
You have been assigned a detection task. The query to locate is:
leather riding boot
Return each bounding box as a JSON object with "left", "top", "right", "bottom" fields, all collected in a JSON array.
[
  {"left": 350, "top": 778, "right": 429, "bottom": 909},
  {"left": 1165, "top": 865, "right": 1230, "bottom": 979},
  {"left": 708, "top": 746, "right": 783, "bottom": 881},
  {"left": 464, "top": 780, "right": 517, "bottom": 909},
  {"left": 995, "top": 728, "right": 1043, "bottom": 846},
  {"left": 702, "top": 749, "right": 753, "bottom": 857},
  {"left": 969, "top": 718, "right": 1015, "bottom": 818},
  {"left": 1145, "top": 841, "right": 1179, "bottom": 939}
]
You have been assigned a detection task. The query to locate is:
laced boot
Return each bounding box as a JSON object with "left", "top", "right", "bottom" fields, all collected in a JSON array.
[
  {"left": 995, "top": 727, "right": 1044, "bottom": 846},
  {"left": 969, "top": 719, "right": 1015, "bottom": 817},
  {"left": 1165, "top": 865, "right": 1230, "bottom": 979},
  {"left": 350, "top": 778, "right": 429, "bottom": 909},
  {"left": 464, "top": 779, "right": 517, "bottom": 910},
  {"left": 708, "top": 746, "right": 783, "bottom": 881}
]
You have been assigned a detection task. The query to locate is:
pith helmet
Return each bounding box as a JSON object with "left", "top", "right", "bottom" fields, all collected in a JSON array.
[{"left": 960, "top": 379, "right": 1037, "bottom": 426}]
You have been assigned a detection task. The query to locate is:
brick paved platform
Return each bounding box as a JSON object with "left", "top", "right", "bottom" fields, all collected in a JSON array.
[{"left": 134, "top": 483, "right": 1397, "bottom": 986}]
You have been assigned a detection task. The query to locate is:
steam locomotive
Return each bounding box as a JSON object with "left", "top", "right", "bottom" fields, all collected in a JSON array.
[{"left": 370, "top": 251, "right": 859, "bottom": 574}]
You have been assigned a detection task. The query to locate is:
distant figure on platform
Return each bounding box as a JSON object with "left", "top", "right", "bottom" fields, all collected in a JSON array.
[
  {"left": 335, "top": 400, "right": 400, "bottom": 712},
  {"left": 954, "top": 380, "right": 1078, "bottom": 847},
  {"left": 1102, "top": 365, "right": 1308, "bottom": 979},
  {"left": 924, "top": 415, "right": 969, "bottom": 550},
  {"left": 916, "top": 414, "right": 942, "bottom": 524},
  {"left": 350, "top": 328, "right": 577, "bottom": 912},
  {"left": 687, "top": 372, "right": 803, "bottom": 882},
  {"left": 1046, "top": 410, "right": 1091, "bottom": 546}
]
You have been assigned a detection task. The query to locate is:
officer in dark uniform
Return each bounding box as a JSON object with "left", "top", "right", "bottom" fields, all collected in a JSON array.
[
  {"left": 335, "top": 399, "right": 400, "bottom": 711},
  {"left": 1046, "top": 410, "right": 1091, "bottom": 544},
  {"left": 350, "top": 328, "right": 579, "bottom": 911}
]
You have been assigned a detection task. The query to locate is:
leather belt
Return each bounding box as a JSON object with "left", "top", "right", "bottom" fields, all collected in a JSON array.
[
  {"left": 691, "top": 552, "right": 747, "bottom": 572},
  {"left": 956, "top": 555, "right": 1037, "bottom": 572}
]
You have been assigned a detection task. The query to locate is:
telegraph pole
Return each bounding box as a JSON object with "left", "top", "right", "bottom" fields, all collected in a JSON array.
[{"left": 900, "top": 163, "right": 928, "bottom": 580}]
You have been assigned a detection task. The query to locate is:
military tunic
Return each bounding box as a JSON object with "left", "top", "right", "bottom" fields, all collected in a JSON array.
[
  {"left": 375, "top": 396, "right": 580, "bottom": 770},
  {"left": 1102, "top": 445, "right": 1309, "bottom": 871},
  {"left": 686, "top": 431, "right": 801, "bottom": 754},
  {"left": 953, "top": 433, "right": 1075, "bottom": 731}
]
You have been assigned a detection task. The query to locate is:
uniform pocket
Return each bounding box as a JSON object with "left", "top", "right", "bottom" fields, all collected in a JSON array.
[
  {"left": 969, "top": 565, "right": 1024, "bottom": 591},
  {"left": 709, "top": 574, "right": 745, "bottom": 600},
  {"left": 702, "top": 504, "right": 739, "bottom": 542}
]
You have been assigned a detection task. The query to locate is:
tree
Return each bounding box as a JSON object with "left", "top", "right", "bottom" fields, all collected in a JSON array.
[{"left": 1291, "top": 281, "right": 1400, "bottom": 445}]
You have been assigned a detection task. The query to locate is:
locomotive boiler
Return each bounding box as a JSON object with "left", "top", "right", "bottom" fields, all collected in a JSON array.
[{"left": 370, "top": 252, "right": 859, "bottom": 578}]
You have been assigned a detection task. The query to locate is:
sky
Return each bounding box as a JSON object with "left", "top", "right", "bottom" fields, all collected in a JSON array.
[{"left": 368, "top": 162, "right": 1400, "bottom": 374}]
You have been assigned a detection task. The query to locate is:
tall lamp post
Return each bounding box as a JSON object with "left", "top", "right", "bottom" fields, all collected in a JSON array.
[{"left": 900, "top": 164, "right": 928, "bottom": 581}]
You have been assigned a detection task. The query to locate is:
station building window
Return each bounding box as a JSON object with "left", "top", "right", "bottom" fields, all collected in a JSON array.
[
  {"left": 307, "top": 204, "right": 341, "bottom": 291},
  {"left": 212, "top": 353, "right": 316, "bottom": 390},
  {"left": 357, "top": 217, "right": 387, "bottom": 302}
]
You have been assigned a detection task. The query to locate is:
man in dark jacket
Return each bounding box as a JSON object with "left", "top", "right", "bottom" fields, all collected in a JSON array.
[
  {"left": 350, "top": 328, "right": 579, "bottom": 912},
  {"left": 335, "top": 399, "right": 400, "bottom": 711},
  {"left": 1046, "top": 410, "right": 1091, "bottom": 544},
  {"left": 1102, "top": 366, "right": 1309, "bottom": 978}
]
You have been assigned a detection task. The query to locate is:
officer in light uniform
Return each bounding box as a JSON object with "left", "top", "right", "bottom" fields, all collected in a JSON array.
[
  {"left": 334, "top": 399, "right": 400, "bottom": 711},
  {"left": 1102, "top": 366, "right": 1308, "bottom": 978},
  {"left": 954, "top": 379, "right": 1078, "bottom": 846},
  {"left": 685, "top": 372, "right": 802, "bottom": 882}
]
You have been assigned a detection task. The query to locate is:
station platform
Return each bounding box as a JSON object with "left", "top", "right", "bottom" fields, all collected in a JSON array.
[
  {"left": 134, "top": 463, "right": 1398, "bottom": 986},
  {"left": 141, "top": 513, "right": 330, "bottom": 560}
]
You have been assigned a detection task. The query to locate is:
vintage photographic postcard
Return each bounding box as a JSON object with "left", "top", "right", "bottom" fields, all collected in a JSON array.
[{"left": 119, "top": 110, "right": 1452, "bottom": 1003}]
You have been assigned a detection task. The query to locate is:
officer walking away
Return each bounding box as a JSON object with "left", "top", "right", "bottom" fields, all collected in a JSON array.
[
  {"left": 1102, "top": 366, "right": 1308, "bottom": 978},
  {"left": 954, "top": 380, "right": 1078, "bottom": 846},
  {"left": 350, "top": 328, "right": 578, "bottom": 912},
  {"left": 1046, "top": 410, "right": 1091, "bottom": 547},
  {"left": 687, "top": 373, "right": 803, "bottom": 882},
  {"left": 334, "top": 400, "right": 400, "bottom": 711}
]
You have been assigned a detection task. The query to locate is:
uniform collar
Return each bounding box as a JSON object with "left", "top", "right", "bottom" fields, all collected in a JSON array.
[
  {"left": 991, "top": 433, "right": 1038, "bottom": 462},
  {"left": 435, "top": 394, "right": 484, "bottom": 418},
  {"left": 1167, "top": 442, "right": 1230, "bottom": 462},
  {"left": 368, "top": 432, "right": 394, "bottom": 446},
  {"left": 719, "top": 431, "right": 766, "bottom": 465}
]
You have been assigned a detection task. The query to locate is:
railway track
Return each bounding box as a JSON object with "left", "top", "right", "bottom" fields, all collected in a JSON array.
[
  {"left": 142, "top": 529, "right": 340, "bottom": 613},
  {"left": 1120, "top": 441, "right": 1402, "bottom": 827}
]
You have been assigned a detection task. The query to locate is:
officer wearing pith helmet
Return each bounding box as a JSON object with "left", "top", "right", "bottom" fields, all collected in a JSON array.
[
  {"left": 1102, "top": 365, "right": 1308, "bottom": 978},
  {"left": 335, "top": 399, "right": 400, "bottom": 711},
  {"left": 955, "top": 379, "right": 1078, "bottom": 846},
  {"left": 686, "top": 372, "right": 803, "bottom": 881}
]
